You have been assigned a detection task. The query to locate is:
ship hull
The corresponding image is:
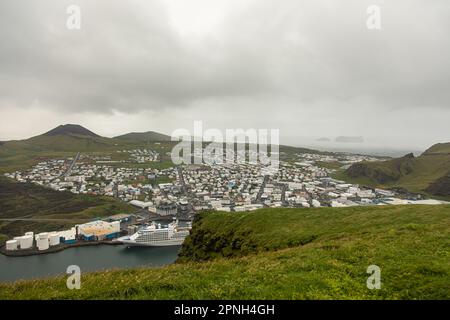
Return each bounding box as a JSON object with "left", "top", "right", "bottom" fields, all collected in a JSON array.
[{"left": 118, "top": 237, "right": 184, "bottom": 247}]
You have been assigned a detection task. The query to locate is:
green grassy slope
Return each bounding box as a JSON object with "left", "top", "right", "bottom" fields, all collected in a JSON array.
[
  {"left": 27, "top": 134, "right": 118, "bottom": 151},
  {"left": 0, "top": 177, "right": 135, "bottom": 244},
  {"left": 423, "top": 142, "right": 450, "bottom": 155},
  {"left": 0, "top": 125, "right": 170, "bottom": 173},
  {"left": 114, "top": 131, "right": 172, "bottom": 142},
  {"left": 1, "top": 205, "right": 449, "bottom": 299},
  {"left": 0, "top": 136, "right": 115, "bottom": 174},
  {"left": 341, "top": 143, "right": 450, "bottom": 199},
  {"left": 43, "top": 124, "right": 100, "bottom": 137}
]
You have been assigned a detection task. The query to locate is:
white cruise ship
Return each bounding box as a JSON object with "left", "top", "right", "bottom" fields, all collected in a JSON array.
[{"left": 118, "top": 220, "right": 191, "bottom": 247}]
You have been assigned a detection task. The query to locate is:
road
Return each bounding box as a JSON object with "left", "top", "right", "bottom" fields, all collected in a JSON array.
[
  {"left": 280, "top": 183, "right": 288, "bottom": 205},
  {"left": 177, "top": 166, "right": 187, "bottom": 195},
  {"left": 256, "top": 175, "right": 269, "bottom": 203},
  {"left": 64, "top": 152, "right": 80, "bottom": 178}
]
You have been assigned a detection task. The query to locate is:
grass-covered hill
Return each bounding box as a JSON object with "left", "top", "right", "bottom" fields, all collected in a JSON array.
[
  {"left": 342, "top": 142, "right": 450, "bottom": 199},
  {"left": 114, "top": 131, "right": 172, "bottom": 142},
  {"left": 424, "top": 142, "right": 450, "bottom": 155},
  {"left": 1, "top": 205, "right": 449, "bottom": 299},
  {"left": 0, "top": 124, "right": 177, "bottom": 173},
  {"left": 3, "top": 124, "right": 117, "bottom": 153},
  {"left": 0, "top": 177, "right": 135, "bottom": 245},
  {"left": 2, "top": 125, "right": 170, "bottom": 156},
  {"left": 43, "top": 124, "right": 100, "bottom": 137}
]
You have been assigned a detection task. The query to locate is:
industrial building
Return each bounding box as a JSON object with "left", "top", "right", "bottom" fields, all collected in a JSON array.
[
  {"left": 129, "top": 200, "right": 153, "bottom": 209},
  {"left": 58, "top": 228, "right": 77, "bottom": 244},
  {"left": 156, "top": 202, "right": 177, "bottom": 216},
  {"left": 76, "top": 220, "right": 121, "bottom": 241},
  {"left": 4, "top": 220, "right": 121, "bottom": 251}
]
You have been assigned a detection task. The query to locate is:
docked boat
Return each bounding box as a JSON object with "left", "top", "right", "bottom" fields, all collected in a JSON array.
[{"left": 117, "top": 220, "right": 191, "bottom": 247}]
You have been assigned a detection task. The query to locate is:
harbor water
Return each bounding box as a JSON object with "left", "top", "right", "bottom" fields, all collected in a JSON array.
[{"left": 0, "top": 244, "right": 180, "bottom": 283}]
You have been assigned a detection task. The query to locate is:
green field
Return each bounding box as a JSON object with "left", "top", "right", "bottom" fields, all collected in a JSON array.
[
  {"left": 315, "top": 161, "right": 343, "bottom": 170},
  {"left": 1, "top": 205, "right": 448, "bottom": 299}
]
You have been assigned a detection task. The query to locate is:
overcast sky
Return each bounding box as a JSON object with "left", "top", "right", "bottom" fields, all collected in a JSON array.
[{"left": 0, "top": 0, "right": 449, "bottom": 152}]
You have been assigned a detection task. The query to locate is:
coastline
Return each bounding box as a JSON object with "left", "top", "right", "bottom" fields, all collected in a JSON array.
[{"left": 0, "top": 240, "right": 122, "bottom": 258}]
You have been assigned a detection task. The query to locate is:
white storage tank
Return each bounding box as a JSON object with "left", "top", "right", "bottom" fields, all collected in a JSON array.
[
  {"left": 36, "top": 238, "right": 49, "bottom": 251},
  {"left": 19, "top": 235, "right": 33, "bottom": 249},
  {"left": 6, "top": 240, "right": 19, "bottom": 251},
  {"left": 49, "top": 233, "right": 60, "bottom": 246},
  {"left": 36, "top": 232, "right": 50, "bottom": 251},
  {"left": 38, "top": 232, "right": 49, "bottom": 240}
]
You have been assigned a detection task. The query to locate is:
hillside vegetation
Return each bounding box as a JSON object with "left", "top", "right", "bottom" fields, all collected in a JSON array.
[
  {"left": 343, "top": 142, "right": 450, "bottom": 199},
  {"left": 1, "top": 205, "right": 449, "bottom": 299},
  {"left": 0, "top": 126, "right": 175, "bottom": 173},
  {"left": 114, "top": 131, "right": 172, "bottom": 142},
  {"left": 43, "top": 124, "right": 100, "bottom": 137}
]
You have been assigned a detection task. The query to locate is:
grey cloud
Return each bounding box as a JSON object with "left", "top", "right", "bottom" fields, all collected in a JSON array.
[
  {"left": 0, "top": 0, "right": 276, "bottom": 113},
  {"left": 0, "top": 0, "right": 449, "bottom": 148}
]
